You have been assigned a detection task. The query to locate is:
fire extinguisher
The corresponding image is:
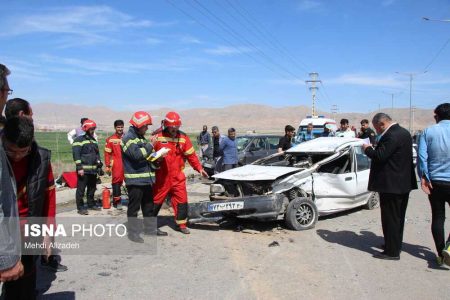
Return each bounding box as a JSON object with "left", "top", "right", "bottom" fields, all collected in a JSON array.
[{"left": 102, "top": 186, "right": 111, "bottom": 209}]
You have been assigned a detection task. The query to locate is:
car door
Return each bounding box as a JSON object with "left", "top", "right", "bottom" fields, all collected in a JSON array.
[
  {"left": 354, "top": 146, "right": 372, "bottom": 205},
  {"left": 311, "top": 150, "right": 358, "bottom": 214},
  {"left": 244, "top": 137, "right": 268, "bottom": 164},
  {"left": 266, "top": 136, "right": 281, "bottom": 155}
]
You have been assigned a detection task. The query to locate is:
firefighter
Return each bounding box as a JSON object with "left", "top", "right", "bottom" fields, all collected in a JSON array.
[
  {"left": 72, "top": 119, "right": 102, "bottom": 215},
  {"left": 153, "top": 111, "right": 209, "bottom": 234},
  {"left": 122, "top": 111, "right": 168, "bottom": 242},
  {"left": 104, "top": 120, "right": 125, "bottom": 209}
]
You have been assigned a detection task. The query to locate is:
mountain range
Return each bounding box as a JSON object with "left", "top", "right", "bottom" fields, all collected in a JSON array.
[{"left": 32, "top": 103, "right": 435, "bottom": 134}]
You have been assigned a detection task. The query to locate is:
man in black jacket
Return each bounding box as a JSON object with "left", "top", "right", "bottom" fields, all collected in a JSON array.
[
  {"left": 72, "top": 119, "right": 102, "bottom": 215},
  {"left": 363, "top": 113, "right": 417, "bottom": 260}
]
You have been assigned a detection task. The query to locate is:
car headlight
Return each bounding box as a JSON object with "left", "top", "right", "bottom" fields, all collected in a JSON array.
[{"left": 210, "top": 184, "right": 225, "bottom": 194}]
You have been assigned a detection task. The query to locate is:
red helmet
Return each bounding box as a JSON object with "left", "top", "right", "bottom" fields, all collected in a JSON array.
[
  {"left": 163, "top": 111, "right": 182, "bottom": 128},
  {"left": 82, "top": 119, "right": 96, "bottom": 131},
  {"left": 130, "top": 111, "right": 152, "bottom": 128}
]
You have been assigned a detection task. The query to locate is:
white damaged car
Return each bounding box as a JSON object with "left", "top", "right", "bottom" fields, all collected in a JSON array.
[{"left": 188, "top": 137, "right": 379, "bottom": 230}]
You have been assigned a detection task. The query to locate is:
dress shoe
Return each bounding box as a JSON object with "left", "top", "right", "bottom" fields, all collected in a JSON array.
[
  {"left": 157, "top": 229, "right": 168, "bottom": 236},
  {"left": 373, "top": 252, "right": 400, "bottom": 260},
  {"left": 128, "top": 234, "right": 144, "bottom": 243}
]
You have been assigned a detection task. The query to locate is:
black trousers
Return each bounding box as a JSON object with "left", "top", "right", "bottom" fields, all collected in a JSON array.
[
  {"left": 1, "top": 256, "right": 36, "bottom": 300},
  {"left": 428, "top": 182, "right": 450, "bottom": 256},
  {"left": 379, "top": 192, "right": 409, "bottom": 256},
  {"left": 112, "top": 183, "right": 121, "bottom": 202},
  {"left": 126, "top": 185, "right": 154, "bottom": 234},
  {"left": 76, "top": 174, "right": 97, "bottom": 209}
]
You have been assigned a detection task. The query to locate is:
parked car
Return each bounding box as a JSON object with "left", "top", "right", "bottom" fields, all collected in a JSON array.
[
  {"left": 189, "top": 137, "right": 381, "bottom": 230},
  {"left": 201, "top": 134, "right": 283, "bottom": 176}
]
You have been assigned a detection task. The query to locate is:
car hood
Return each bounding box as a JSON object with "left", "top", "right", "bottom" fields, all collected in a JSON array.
[{"left": 212, "top": 165, "right": 301, "bottom": 181}]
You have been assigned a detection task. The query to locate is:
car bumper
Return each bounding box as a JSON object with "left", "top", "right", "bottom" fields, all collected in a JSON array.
[{"left": 188, "top": 193, "right": 285, "bottom": 224}]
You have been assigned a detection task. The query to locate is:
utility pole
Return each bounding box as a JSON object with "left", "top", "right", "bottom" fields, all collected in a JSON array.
[
  {"left": 395, "top": 71, "right": 426, "bottom": 133},
  {"left": 382, "top": 91, "right": 402, "bottom": 119},
  {"left": 412, "top": 106, "right": 416, "bottom": 133},
  {"left": 331, "top": 104, "right": 338, "bottom": 120},
  {"left": 305, "top": 72, "right": 321, "bottom": 117}
]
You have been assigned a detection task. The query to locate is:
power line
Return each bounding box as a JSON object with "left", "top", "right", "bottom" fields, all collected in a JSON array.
[
  {"left": 319, "top": 82, "right": 333, "bottom": 105},
  {"left": 188, "top": 0, "right": 304, "bottom": 81},
  {"left": 165, "top": 0, "right": 294, "bottom": 81},
  {"left": 227, "top": 0, "right": 311, "bottom": 73},
  {"left": 423, "top": 37, "right": 450, "bottom": 72}
]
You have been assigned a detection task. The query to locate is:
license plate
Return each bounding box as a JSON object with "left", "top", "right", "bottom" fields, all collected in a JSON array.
[
  {"left": 203, "top": 163, "right": 213, "bottom": 168},
  {"left": 208, "top": 201, "right": 244, "bottom": 212}
]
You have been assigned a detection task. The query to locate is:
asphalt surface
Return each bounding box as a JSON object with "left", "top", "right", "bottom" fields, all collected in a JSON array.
[{"left": 36, "top": 179, "right": 449, "bottom": 300}]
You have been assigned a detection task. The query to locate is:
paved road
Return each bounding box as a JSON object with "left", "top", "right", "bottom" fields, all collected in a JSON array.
[{"left": 37, "top": 181, "right": 449, "bottom": 300}]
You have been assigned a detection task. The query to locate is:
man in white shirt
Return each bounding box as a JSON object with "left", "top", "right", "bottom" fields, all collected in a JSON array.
[{"left": 336, "top": 118, "right": 356, "bottom": 138}]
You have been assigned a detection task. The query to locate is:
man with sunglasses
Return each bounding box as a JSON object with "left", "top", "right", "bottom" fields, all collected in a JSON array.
[{"left": 0, "top": 64, "right": 25, "bottom": 295}]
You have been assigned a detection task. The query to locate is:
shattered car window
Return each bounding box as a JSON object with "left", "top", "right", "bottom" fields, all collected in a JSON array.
[
  {"left": 317, "top": 155, "right": 351, "bottom": 174},
  {"left": 355, "top": 146, "right": 371, "bottom": 171}
]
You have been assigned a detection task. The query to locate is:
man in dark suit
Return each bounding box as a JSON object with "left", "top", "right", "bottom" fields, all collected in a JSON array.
[{"left": 363, "top": 113, "right": 417, "bottom": 260}]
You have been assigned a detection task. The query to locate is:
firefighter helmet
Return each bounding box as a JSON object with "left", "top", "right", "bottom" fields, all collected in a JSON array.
[
  {"left": 163, "top": 111, "right": 182, "bottom": 128},
  {"left": 82, "top": 119, "right": 97, "bottom": 131},
  {"left": 130, "top": 111, "right": 152, "bottom": 128}
]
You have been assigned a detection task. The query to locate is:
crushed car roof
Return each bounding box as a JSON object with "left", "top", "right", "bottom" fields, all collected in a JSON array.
[
  {"left": 286, "top": 137, "right": 364, "bottom": 153},
  {"left": 213, "top": 165, "right": 300, "bottom": 181}
]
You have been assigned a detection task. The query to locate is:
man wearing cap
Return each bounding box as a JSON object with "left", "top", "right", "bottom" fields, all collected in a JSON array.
[
  {"left": 72, "top": 119, "right": 102, "bottom": 215},
  {"left": 122, "top": 111, "right": 168, "bottom": 242},
  {"left": 152, "top": 112, "right": 208, "bottom": 234}
]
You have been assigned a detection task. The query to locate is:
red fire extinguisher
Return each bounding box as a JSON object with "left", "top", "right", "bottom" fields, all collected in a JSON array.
[{"left": 102, "top": 187, "right": 111, "bottom": 209}]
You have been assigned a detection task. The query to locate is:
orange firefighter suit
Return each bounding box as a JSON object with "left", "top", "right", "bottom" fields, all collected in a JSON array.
[
  {"left": 104, "top": 133, "right": 124, "bottom": 204},
  {"left": 152, "top": 130, "right": 202, "bottom": 228}
]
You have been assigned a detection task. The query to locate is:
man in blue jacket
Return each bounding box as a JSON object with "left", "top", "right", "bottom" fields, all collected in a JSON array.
[
  {"left": 220, "top": 128, "right": 238, "bottom": 171},
  {"left": 418, "top": 103, "right": 450, "bottom": 266}
]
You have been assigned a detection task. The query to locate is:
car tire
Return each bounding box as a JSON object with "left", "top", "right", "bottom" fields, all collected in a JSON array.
[
  {"left": 285, "top": 197, "right": 318, "bottom": 231},
  {"left": 365, "top": 192, "right": 379, "bottom": 210}
]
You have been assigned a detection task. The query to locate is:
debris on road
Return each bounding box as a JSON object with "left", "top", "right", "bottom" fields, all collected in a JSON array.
[{"left": 268, "top": 241, "right": 280, "bottom": 247}]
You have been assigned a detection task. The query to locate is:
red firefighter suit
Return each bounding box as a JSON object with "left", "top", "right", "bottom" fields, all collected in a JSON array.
[
  {"left": 104, "top": 133, "right": 124, "bottom": 205},
  {"left": 152, "top": 130, "right": 202, "bottom": 228}
]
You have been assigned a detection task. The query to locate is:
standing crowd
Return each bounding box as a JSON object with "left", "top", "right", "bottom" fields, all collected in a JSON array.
[{"left": 1, "top": 61, "right": 449, "bottom": 300}]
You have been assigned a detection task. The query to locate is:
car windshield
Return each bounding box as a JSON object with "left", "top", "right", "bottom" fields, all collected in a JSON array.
[
  {"left": 236, "top": 137, "right": 251, "bottom": 151},
  {"left": 254, "top": 151, "right": 332, "bottom": 168}
]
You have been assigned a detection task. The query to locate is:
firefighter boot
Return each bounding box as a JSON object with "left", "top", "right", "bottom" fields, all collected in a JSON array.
[
  {"left": 178, "top": 224, "right": 190, "bottom": 235},
  {"left": 152, "top": 204, "right": 168, "bottom": 236}
]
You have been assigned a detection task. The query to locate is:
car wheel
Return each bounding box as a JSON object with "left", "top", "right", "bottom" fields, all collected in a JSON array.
[
  {"left": 285, "top": 197, "right": 318, "bottom": 231},
  {"left": 365, "top": 192, "right": 379, "bottom": 210}
]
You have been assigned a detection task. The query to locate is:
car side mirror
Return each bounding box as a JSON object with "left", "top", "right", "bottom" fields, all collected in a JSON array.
[{"left": 249, "top": 144, "right": 257, "bottom": 152}]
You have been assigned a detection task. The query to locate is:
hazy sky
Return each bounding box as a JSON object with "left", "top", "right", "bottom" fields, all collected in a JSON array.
[{"left": 2, "top": 0, "right": 449, "bottom": 113}]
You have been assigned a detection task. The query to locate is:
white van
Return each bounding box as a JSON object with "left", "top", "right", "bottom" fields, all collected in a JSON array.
[{"left": 296, "top": 116, "right": 337, "bottom": 142}]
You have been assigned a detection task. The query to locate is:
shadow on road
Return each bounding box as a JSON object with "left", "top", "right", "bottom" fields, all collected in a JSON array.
[
  {"left": 188, "top": 217, "right": 281, "bottom": 232},
  {"left": 316, "top": 229, "right": 438, "bottom": 266},
  {"left": 38, "top": 291, "right": 75, "bottom": 299}
]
